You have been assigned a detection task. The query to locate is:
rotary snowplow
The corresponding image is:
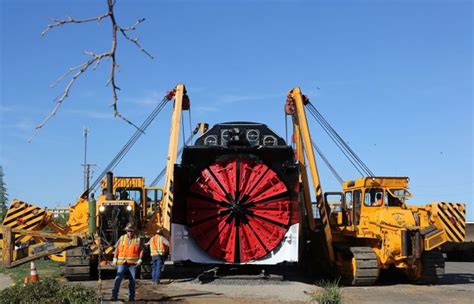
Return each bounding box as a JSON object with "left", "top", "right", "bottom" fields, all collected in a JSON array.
[{"left": 172, "top": 122, "right": 300, "bottom": 264}]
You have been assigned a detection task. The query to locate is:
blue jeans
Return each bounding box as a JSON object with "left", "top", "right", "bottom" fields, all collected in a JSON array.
[
  {"left": 151, "top": 255, "right": 164, "bottom": 283},
  {"left": 112, "top": 263, "right": 137, "bottom": 300}
]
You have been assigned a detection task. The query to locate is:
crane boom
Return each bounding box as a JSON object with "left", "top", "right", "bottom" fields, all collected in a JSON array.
[
  {"left": 286, "top": 87, "right": 335, "bottom": 264},
  {"left": 153, "top": 84, "right": 190, "bottom": 237}
]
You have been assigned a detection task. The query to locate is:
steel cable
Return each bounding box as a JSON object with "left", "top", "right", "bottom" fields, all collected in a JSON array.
[
  {"left": 312, "top": 140, "right": 344, "bottom": 184},
  {"left": 306, "top": 106, "right": 366, "bottom": 176},
  {"left": 89, "top": 96, "right": 170, "bottom": 193},
  {"left": 149, "top": 131, "right": 196, "bottom": 187},
  {"left": 307, "top": 102, "right": 375, "bottom": 177}
]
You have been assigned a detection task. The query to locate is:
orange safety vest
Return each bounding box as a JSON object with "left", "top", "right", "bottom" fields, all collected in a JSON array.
[
  {"left": 117, "top": 234, "right": 141, "bottom": 265},
  {"left": 150, "top": 235, "right": 167, "bottom": 256}
]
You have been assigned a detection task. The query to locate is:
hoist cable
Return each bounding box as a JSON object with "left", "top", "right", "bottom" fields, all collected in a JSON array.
[
  {"left": 89, "top": 96, "right": 170, "bottom": 193},
  {"left": 188, "top": 109, "right": 193, "bottom": 138},
  {"left": 306, "top": 106, "right": 366, "bottom": 177},
  {"left": 181, "top": 114, "right": 186, "bottom": 150},
  {"left": 149, "top": 131, "right": 196, "bottom": 187},
  {"left": 312, "top": 140, "right": 344, "bottom": 184},
  {"left": 307, "top": 102, "right": 375, "bottom": 177},
  {"left": 307, "top": 104, "right": 373, "bottom": 177}
]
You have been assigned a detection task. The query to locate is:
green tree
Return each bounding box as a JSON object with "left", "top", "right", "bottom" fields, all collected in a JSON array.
[{"left": 0, "top": 165, "right": 8, "bottom": 222}]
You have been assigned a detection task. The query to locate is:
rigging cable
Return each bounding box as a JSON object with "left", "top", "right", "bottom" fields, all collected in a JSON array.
[
  {"left": 306, "top": 105, "right": 366, "bottom": 176},
  {"left": 308, "top": 102, "right": 375, "bottom": 176},
  {"left": 88, "top": 95, "right": 171, "bottom": 194},
  {"left": 312, "top": 140, "right": 344, "bottom": 184},
  {"left": 149, "top": 128, "right": 198, "bottom": 187},
  {"left": 306, "top": 102, "right": 374, "bottom": 177}
]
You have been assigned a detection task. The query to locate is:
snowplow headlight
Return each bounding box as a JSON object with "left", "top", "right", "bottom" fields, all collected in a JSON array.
[
  {"left": 99, "top": 206, "right": 106, "bottom": 213},
  {"left": 126, "top": 205, "right": 132, "bottom": 211}
]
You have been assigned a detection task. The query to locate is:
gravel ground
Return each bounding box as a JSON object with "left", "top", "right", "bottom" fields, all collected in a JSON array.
[
  {"left": 0, "top": 273, "right": 13, "bottom": 291},
  {"left": 168, "top": 280, "right": 319, "bottom": 303},
  {"left": 67, "top": 261, "right": 474, "bottom": 303},
  {"left": 341, "top": 262, "right": 474, "bottom": 304}
]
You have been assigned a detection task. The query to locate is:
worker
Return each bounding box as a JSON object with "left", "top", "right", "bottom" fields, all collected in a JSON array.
[
  {"left": 111, "top": 223, "right": 143, "bottom": 302},
  {"left": 146, "top": 228, "right": 169, "bottom": 284},
  {"left": 119, "top": 191, "right": 129, "bottom": 200},
  {"left": 373, "top": 193, "right": 383, "bottom": 207},
  {"left": 387, "top": 194, "right": 402, "bottom": 207}
]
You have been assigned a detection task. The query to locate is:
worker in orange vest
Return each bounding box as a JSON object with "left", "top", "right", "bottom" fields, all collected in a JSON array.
[
  {"left": 111, "top": 223, "right": 144, "bottom": 302},
  {"left": 146, "top": 228, "right": 169, "bottom": 284}
]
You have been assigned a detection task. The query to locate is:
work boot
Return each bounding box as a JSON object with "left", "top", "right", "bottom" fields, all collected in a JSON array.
[{"left": 110, "top": 296, "right": 118, "bottom": 301}]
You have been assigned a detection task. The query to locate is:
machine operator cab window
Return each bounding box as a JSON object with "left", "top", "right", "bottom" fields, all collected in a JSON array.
[
  {"left": 145, "top": 188, "right": 163, "bottom": 219},
  {"left": 353, "top": 190, "right": 362, "bottom": 226},
  {"left": 342, "top": 190, "right": 362, "bottom": 226},
  {"left": 386, "top": 188, "right": 411, "bottom": 207},
  {"left": 325, "top": 192, "right": 346, "bottom": 227},
  {"left": 364, "top": 188, "right": 384, "bottom": 207},
  {"left": 344, "top": 192, "right": 353, "bottom": 226},
  {"left": 115, "top": 189, "right": 142, "bottom": 204},
  {"left": 115, "top": 188, "right": 142, "bottom": 216},
  {"left": 362, "top": 188, "right": 410, "bottom": 208}
]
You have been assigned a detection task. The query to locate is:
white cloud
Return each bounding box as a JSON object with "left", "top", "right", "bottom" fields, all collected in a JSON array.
[
  {"left": 65, "top": 109, "right": 115, "bottom": 119},
  {"left": 218, "top": 93, "right": 281, "bottom": 104},
  {"left": 195, "top": 106, "right": 220, "bottom": 115},
  {"left": 0, "top": 105, "right": 14, "bottom": 112},
  {"left": 11, "top": 119, "right": 35, "bottom": 132},
  {"left": 124, "top": 90, "right": 165, "bottom": 108}
]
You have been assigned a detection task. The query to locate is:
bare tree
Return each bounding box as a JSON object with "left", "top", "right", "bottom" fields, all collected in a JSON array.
[{"left": 29, "top": 0, "right": 153, "bottom": 142}]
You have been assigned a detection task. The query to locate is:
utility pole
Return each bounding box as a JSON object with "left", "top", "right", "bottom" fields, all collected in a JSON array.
[
  {"left": 82, "top": 127, "right": 95, "bottom": 196},
  {"left": 83, "top": 127, "right": 89, "bottom": 192}
]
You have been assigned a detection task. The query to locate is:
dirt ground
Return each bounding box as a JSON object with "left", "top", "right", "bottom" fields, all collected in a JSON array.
[
  {"left": 65, "top": 261, "right": 474, "bottom": 303},
  {"left": 0, "top": 273, "right": 13, "bottom": 291}
]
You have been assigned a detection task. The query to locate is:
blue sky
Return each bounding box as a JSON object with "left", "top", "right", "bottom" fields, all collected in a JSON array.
[{"left": 1, "top": 0, "right": 472, "bottom": 220}]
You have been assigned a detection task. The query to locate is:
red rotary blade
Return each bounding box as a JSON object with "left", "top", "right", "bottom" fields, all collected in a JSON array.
[{"left": 187, "top": 158, "right": 291, "bottom": 263}]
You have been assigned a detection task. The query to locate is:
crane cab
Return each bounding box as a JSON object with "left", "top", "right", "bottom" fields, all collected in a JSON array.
[
  {"left": 325, "top": 177, "right": 413, "bottom": 233},
  {"left": 97, "top": 174, "right": 163, "bottom": 246}
]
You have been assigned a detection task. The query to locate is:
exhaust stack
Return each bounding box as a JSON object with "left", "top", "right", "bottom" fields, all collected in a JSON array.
[{"left": 106, "top": 171, "right": 114, "bottom": 200}]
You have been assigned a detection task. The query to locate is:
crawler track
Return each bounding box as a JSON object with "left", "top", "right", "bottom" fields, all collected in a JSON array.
[
  {"left": 416, "top": 250, "right": 445, "bottom": 284},
  {"left": 339, "top": 247, "right": 379, "bottom": 286}
]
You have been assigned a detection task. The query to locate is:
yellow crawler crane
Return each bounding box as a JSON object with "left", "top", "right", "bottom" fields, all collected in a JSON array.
[{"left": 286, "top": 87, "right": 466, "bottom": 285}]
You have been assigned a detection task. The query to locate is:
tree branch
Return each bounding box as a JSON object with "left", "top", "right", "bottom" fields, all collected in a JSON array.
[
  {"left": 30, "top": 0, "right": 153, "bottom": 141},
  {"left": 119, "top": 29, "right": 154, "bottom": 59},
  {"left": 41, "top": 12, "right": 111, "bottom": 36},
  {"left": 121, "top": 18, "right": 145, "bottom": 32}
]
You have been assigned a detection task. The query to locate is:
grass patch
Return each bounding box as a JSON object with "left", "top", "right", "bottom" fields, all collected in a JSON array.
[
  {"left": 0, "top": 278, "right": 97, "bottom": 304},
  {"left": 0, "top": 259, "right": 64, "bottom": 284},
  {"left": 311, "top": 278, "right": 342, "bottom": 304}
]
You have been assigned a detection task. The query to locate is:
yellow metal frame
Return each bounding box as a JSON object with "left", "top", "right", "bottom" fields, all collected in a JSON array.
[
  {"left": 1, "top": 226, "right": 80, "bottom": 268},
  {"left": 287, "top": 87, "right": 335, "bottom": 264},
  {"left": 145, "top": 84, "right": 189, "bottom": 238}
]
